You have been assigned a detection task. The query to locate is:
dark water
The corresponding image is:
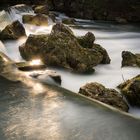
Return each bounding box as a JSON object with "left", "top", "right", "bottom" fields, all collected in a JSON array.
[{"left": 0, "top": 76, "right": 140, "bottom": 140}]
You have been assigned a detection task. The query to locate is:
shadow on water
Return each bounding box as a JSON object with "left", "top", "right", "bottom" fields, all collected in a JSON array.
[{"left": 0, "top": 76, "right": 140, "bottom": 140}]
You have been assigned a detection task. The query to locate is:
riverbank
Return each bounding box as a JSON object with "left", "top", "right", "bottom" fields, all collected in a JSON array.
[{"left": 0, "top": 0, "right": 140, "bottom": 23}]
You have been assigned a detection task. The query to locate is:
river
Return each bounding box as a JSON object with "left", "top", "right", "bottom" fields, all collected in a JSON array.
[{"left": 0, "top": 4, "right": 140, "bottom": 140}]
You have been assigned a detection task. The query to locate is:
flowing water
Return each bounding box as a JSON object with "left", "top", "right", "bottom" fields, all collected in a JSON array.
[{"left": 0, "top": 5, "right": 140, "bottom": 139}]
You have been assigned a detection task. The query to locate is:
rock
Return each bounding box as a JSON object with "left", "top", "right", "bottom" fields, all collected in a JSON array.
[
  {"left": 29, "top": 70, "right": 62, "bottom": 85},
  {"left": 77, "top": 32, "right": 95, "bottom": 48},
  {"left": 77, "top": 32, "right": 110, "bottom": 64},
  {"left": 0, "top": 51, "right": 61, "bottom": 84},
  {"left": 118, "top": 75, "right": 140, "bottom": 107},
  {"left": 22, "top": 14, "right": 48, "bottom": 26},
  {"left": 115, "top": 17, "right": 127, "bottom": 24},
  {"left": 62, "top": 18, "right": 76, "bottom": 25},
  {"left": 33, "top": 5, "right": 49, "bottom": 15},
  {"left": 0, "top": 20, "right": 26, "bottom": 40},
  {"left": 48, "top": 71, "right": 61, "bottom": 84},
  {"left": 79, "top": 82, "right": 129, "bottom": 112},
  {"left": 16, "top": 61, "right": 46, "bottom": 71},
  {"left": 19, "top": 23, "right": 110, "bottom": 73},
  {"left": 122, "top": 51, "right": 140, "bottom": 67},
  {"left": 48, "top": 12, "right": 56, "bottom": 22},
  {"left": 51, "top": 23, "right": 74, "bottom": 37},
  {"left": 93, "top": 44, "right": 111, "bottom": 64}
]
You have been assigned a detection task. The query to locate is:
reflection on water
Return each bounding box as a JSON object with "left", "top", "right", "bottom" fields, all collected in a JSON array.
[{"left": 0, "top": 77, "right": 140, "bottom": 140}]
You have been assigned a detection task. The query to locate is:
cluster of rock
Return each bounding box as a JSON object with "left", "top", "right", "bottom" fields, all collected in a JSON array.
[
  {"left": 79, "top": 74, "right": 140, "bottom": 112},
  {"left": 19, "top": 23, "right": 110, "bottom": 73},
  {"left": 0, "top": 4, "right": 139, "bottom": 113},
  {"left": 79, "top": 82, "right": 129, "bottom": 112},
  {"left": 22, "top": 14, "right": 48, "bottom": 26}
]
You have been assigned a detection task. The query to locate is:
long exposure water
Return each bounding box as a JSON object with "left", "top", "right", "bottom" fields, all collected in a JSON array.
[{"left": 0, "top": 4, "right": 140, "bottom": 139}]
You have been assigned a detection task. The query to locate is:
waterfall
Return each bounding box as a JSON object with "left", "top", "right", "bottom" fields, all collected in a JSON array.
[{"left": 0, "top": 41, "right": 7, "bottom": 54}]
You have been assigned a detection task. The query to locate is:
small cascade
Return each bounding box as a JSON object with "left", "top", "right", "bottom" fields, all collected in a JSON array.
[
  {"left": 0, "top": 41, "right": 7, "bottom": 54},
  {"left": 0, "top": 10, "right": 12, "bottom": 30},
  {"left": 7, "top": 4, "right": 34, "bottom": 22},
  {"left": 0, "top": 5, "right": 54, "bottom": 62}
]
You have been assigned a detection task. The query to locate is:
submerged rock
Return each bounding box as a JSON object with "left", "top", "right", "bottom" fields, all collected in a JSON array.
[
  {"left": 118, "top": 75, "right": 140, "bottom": 107},
  {"left": 62, "top": 18, "right": 76, "bottom": 25},
  {"left": 29, "top": 70, "right": 62, "bottom": 85},
  {"left": 19, "top": 23, "right": 110, "bottom": 73},
  {"left": 33, "top": 5, "right": 49, "bottom": 15},
  {"left": 22, "top": 14, "right": 48, "bottom": 26},
  {"left": 16, "top": 61, "right": 46, "bottom": 71},
  {"left": 122, "top": 51, "right": 140, "bottom": 67},
  {"left": 79, "top": 82, "right": 129, "bottom": 112},
  {"left": 0, "top": 51, "right": 61, "bottom": 84},
  {"left": 0, "top": 20, "right": 26, "bottom": 40},
  {"left": 115, "top": 17, "right": 127, "bottom": 24}
]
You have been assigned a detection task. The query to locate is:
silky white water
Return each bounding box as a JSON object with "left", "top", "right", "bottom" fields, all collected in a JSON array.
[{"left": 0, "top": 5, "right": 140, "bottom": 117}]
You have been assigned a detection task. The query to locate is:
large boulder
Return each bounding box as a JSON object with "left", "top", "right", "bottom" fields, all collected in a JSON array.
[
  {"left": 19, "top": 23, "right": 110, "bottom": 73},
  {"left": 118, "top": 75, "right": 140, "bottom": 106},
  {"left": 122, "top": 51, "right": 140, "bottom": 67},
  {"left": 79, "top": 82, "right": 129, "bottom": 112},
  {"left": 0, "top": 20, "right": 26, "bottom": 40},
  {"left": 22, "top": 14, "right": 48, "bottom": 26}
]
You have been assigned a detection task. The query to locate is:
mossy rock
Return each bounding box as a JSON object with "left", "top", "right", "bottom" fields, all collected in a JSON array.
[
  {"left": 33, "top": 5, "right": 49, "bottom": 15},
  {"left": 22, "top": 14, "right": 48, "bottom": 26},
  {"left": 19, "top": 23, "right": 110, "bottom": 73},
  {"left": 93, "top": 44, "right": 111, "bottom": 64},
  {"left": 77, "top": 32, "right": 95, "bottom": 48},
  {"left": 77, "top": 32, "right": 111, "bottom": 64},
  {"left": 118, "top": 75, "right": 140, "bottom": 107},
  {"left": 0, "top": 20, "right": 26, "bottom": 40},
  {"left": 79, "top": 82, "right": 129, "bottom": 112},
  {"left": 62, "top": 18, "right": 76, "bottom": 25},
  {"left": 122, "top": 51, "right": 140, "bottom": 67}
]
